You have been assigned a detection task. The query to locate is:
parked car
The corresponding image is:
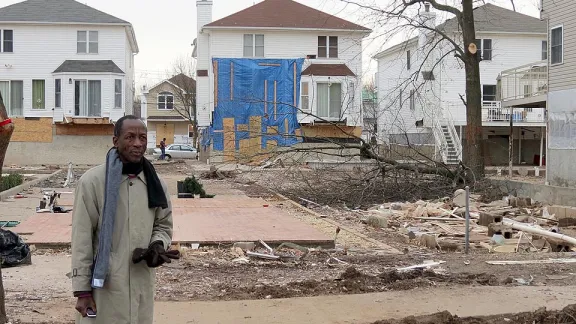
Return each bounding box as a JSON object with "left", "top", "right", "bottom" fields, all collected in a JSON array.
[{"left": 153, "top": 144, "right": 198, "bottom": 160}]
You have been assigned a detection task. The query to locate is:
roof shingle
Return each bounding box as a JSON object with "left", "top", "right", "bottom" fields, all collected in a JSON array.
[
  {"left": 0, "top": 0, "right": 129, "bottom": 24},
  {"left": 205, "top": 0, "right": 370, "bottom": 31},
  {"left": 301, "top": 64, "right": 356, "bottom": 77},
  {"left": 53, "top": 60, "right": 124, "bottom": 74}
]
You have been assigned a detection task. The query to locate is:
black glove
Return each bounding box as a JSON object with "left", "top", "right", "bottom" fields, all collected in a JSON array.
[{"left": 132, "top": 241, "right": 180, "bottom": 268}]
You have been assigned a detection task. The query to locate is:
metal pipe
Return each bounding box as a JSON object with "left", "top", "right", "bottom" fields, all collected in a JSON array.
[
  {"left": 465, "top": 186, "right": 470, "bottom": 254},
  {"left": 540, "top": 126, "right": 544, "bottom": 167},
  {"left": 503, "top": 218, "right": 576, "bottom": 246}
]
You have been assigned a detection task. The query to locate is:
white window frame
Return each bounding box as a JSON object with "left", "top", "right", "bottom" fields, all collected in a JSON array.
[
  {"left": 300, "top": 82, "right": 310, "bottom": 111},
  {"left": 551, "top": 25, "right": 563, "bottom": 65},
  {"left": 542, "top": 40, "right": 548, "bottom": 61},
  {"left": 474, "top": 38, "right": 493, "bottom": 61},
  {"left": 243, "top": 34, "right": 264, "bottom": 57},
  {"left": 77, "top": 30, "right": 99, "bottom": 54},
  {"left": 158, "top": 92, "right": 174, "bottom": 110},
  {"left": 0, "top": 30, "right": 14, "bottom": 53},
  {"left": 318, "top": 36, "right": 338, "bottom": 58},
  {"left": 32, "top": 79, "right": 46, "bottom": 110},
  {"left": 406, "top": 50, "right": 411, "bottom": 70},
  {"left": 114, "top": 79, "right": 123, "bottom": 109},
  {"left": 55, "top": 79, "right": 61, "bottom": 108},
  {"left": 316, "top": 82, "right": 342, "bottom": 120}
]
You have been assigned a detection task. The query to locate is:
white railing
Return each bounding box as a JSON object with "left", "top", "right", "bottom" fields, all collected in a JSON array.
[
  {"left": 443, "top": 108, "right": 462, "bottom": 161},
  {"left": 432, "top": 117, "right": 449, "bottom": 163},
  {"left": 499, "top": 60, "right": 548, "bottom": 101},
  {"left": 482, "top": 101, "right": 545, "bottom": 123}
]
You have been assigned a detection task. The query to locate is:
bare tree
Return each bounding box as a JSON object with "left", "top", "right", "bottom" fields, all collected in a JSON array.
[
  {"left": 167, "top": 55, "right": 198, "bottom": 147},
  {"left": 0, "top": 91, "right": 15, "bottom": 324},
  {"left": 337, "top": 0, "right": 491, "bottom": 178}
]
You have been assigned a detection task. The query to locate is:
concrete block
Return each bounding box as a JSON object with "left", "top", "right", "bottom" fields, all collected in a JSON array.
[
  {"left": 478, "top": 212, "right": 502, "bottom": 226},
  {"left": 508, "top": 197, "right": 532, "bottom": 208},
  {"left": 488, "top": 223, "right": 513, "bottom": 238},
  {"left": 366, "top": 215, "right": 388, "bottom": 228}
]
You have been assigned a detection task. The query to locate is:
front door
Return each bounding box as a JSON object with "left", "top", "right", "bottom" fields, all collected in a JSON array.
[{"left": 156, "top": 123, "right": 175, "bottom": 147}]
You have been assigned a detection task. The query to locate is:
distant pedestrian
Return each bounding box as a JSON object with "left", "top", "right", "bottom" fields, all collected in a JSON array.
[{"left": 160, "top": 138, "right": 166, "bottom": 160}]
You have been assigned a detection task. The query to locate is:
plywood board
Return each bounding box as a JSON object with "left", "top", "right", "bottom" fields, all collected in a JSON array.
[
  {"left": 301, "top": 125, "right": 362, "bottom": 139},
  {"left": 249, "top": 116, "right": 262, "bottom": 158},
  {"left": 56, "top": 124, "right": 114, "bottom": 136},
  {"left": 239, "top": 138, "right": 251, "bottom": 161},
  {"left": 267, "top": 126, "right": 279, "bottom": 135},
  {"left": 237, "top": 124, "right": 249, "bottom": 132},
  {"left": 223, "top": 118, "right": 235, "bottom": 162},
  {"left": 156, "top": 123, "right": 175, "bottom": 146},
  {"left": 11, "top": 117, "right": 53, "bottom": 143}
]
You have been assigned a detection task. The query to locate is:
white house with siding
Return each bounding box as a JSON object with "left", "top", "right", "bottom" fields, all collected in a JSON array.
[
  {"left": 540, "top": 0, "right": 576, "bottom": 187},
  {"left": 194, "top": 0, "right": 371, "bottom": 161},
  {"left": 0, "top": 0, "right": 138, "bottom": 165},
  {"left": 374, "top": 4, "right": 547, "bottom": 166}
]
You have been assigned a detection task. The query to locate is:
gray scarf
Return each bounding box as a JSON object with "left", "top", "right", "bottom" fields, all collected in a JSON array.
[{"left": 91, "top": 148, "right": 123, "bottom": 288}]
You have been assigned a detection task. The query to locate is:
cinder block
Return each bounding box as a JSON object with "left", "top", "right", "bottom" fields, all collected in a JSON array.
[
  {"left": 479, "top": 212, "right": 503, "bottom": 226},
  {"left": 488, "top": 223, "right": 512, "bottom": 238}
]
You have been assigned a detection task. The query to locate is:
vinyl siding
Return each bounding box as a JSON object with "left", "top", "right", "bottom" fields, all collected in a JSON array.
[
  {"left": 0, "top": 23, "right": 132, "bottom": 121},
  {"left": 145, "top": 82, "right": 188, "bottom": 119},
  {"left": 376, "top": 32, "right": 546, "bottom": 141},
  {"left": 543, "top": 0, "right": 576, "bottom": 91},
  {"left": 201, "top": 29, "right": 365, "bottom": 127}
]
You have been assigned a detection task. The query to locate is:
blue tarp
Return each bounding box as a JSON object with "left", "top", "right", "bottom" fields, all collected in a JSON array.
[{"left": 210, "top": 58, "right": 304, "bottom": 151}]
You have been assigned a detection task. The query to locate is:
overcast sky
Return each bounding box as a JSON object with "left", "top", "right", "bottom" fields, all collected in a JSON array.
[{"left": 3, "top": 0, "right": 541, "bottom": 91}]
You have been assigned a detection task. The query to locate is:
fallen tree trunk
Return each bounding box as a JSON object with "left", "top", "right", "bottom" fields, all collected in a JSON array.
[{"left": 0, "top": 91, "right": 15, "bottom": 324}]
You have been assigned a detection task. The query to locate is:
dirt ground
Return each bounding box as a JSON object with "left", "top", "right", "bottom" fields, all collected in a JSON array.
[{"left": 4, "top": 162, "right": 576, "bottom": 323}]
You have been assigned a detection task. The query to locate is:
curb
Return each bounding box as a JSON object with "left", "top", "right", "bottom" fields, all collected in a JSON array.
[
  {"left": 0, "top": 170, "right": 63, "bottom": 201},
  {"left": 271, "top": 191, "right": 402, "bottom": 254}
]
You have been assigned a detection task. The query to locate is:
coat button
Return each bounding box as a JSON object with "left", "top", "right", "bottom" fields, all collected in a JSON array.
[{"left": 129, "top": 182, "right": 133, "bottom": 186}]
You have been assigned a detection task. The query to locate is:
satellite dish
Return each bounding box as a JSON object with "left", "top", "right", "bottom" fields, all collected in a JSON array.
[{"left": 468, "top": 43, "right": 478, "bottom": 54}]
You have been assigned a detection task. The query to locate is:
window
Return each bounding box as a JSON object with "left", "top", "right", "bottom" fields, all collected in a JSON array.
[
  {"left": 409, "top": 90, "right": 416, "bottom": 111},
  {"left": 158, "top": 92, "right": 174, "bottom": 110},
  {"left": 1, "top": 30, "right": 13, "bottom": 53},
  {"left": 399, "top": 90, "right": 403, "bottom": 108},
  {"left": 482, "top": 85, "right": 497, "bottom": 101},
  {"left": 77, "top": 31, "right": 98, "bottom": 54},
  {"left": 188, "top": 124, "right": 195, "bottom": 138},
  {"left": 32, "top": 80, "right": 45, "bottom": 109},
  {"left": 300, "top": 82, "right": 310, "bottom": 111},
  {"left": 114, "top": 79, "right": 122, "bottom": 108},
  {"left": 317, "top": 83, "right": 341, "bottom": 119},
  {"left": 318, "top": 36, "right": 338, "bottom": 58},
  {"left": 474, "top": 38, "right": 492, "bottom": 61},
  {"left": 407, "top": 50, "right": 411, "bottom": 70},
  {"left": 243, "top": 34, "right": 264, "bottom": 57},
  {"left": 74, "top": 80, "right": 102, "bottom": 116},
  {"left": 542, "top": 40, "right": 548, "bottom": 60},
  {"left": 551, "top": 26, "right": 563, "bottom": 64},
  {"left": 524, "top": 84, "right": 533, "bottom": 98},
  {"left": 0, "top": 81, "right": 23, "bottom": 116},
  {"left": 55, "top": 79, "right": 61, "bottom": 108}
]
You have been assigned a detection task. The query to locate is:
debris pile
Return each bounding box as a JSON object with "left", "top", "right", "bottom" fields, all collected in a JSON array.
[
  {"left": 356, "top": 190, "right": 576, "bottom": 254},
  {"left": 201, "top": 166, "right": 237, "bottom": 180}
]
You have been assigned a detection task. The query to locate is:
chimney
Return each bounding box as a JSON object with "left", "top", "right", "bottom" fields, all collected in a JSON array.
[
  {"left": 418, "top": 2, "right": 436, "bottom": 49},
  {"left": 196, "top": 0, "right": 213, "bottom": 71}
]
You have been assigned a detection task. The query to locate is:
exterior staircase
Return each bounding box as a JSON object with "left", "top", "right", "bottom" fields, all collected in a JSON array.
[
  {"left": 441, "top": 125, "right": 460, "bottom": 164},
  {"left": 432, "top": 111, "right": 462, "bottom": 165}
]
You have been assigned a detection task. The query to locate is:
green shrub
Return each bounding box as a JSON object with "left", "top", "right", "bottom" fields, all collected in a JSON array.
[
  {"left": 0, "top": 173, "right": 24, "bottom": 192},
  {"left": 183, "top": 176, "right": 215, "bottom": 198}
]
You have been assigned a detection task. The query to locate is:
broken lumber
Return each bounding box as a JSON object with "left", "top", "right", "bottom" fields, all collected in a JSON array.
[{"left": 486, "top": 259, "right": 576, "bottom": 265}]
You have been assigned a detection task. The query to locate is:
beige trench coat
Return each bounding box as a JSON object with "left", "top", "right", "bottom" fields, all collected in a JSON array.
[{"left": 71, "top": 164, "right": 173, "bottom": 324}]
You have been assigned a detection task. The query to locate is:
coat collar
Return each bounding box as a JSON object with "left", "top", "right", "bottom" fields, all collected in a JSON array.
[{"left": 121, "top": 172, "right": 147, "bottom": 184}]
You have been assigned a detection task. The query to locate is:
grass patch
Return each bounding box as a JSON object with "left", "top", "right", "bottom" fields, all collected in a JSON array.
[{"left": 0, "top": 173, "right": 24, "bottom": 192}]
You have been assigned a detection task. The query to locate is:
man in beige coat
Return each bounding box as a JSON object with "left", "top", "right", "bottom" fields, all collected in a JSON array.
[{"left": 71, "top": 115, "right": 177, "bottom": 323}]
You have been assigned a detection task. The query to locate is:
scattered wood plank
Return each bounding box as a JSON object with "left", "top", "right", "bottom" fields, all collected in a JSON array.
[{"left": 486, "top": 259, "right": 576, "bottom": 265}]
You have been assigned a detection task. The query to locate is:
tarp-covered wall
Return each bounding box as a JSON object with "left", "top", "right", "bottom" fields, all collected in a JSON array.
[{"left": 206, "top": 58, "right": 304, "bottom": 160}]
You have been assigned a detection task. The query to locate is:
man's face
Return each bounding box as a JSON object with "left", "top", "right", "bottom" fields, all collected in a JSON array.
[{"left": 113, "top": 119, "right": 147, "bottom": 163}]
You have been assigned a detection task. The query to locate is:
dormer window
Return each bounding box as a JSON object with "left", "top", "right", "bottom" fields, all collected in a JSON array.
[{"left": 77, "top": 31, "right": 98, "bottom": 54}]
